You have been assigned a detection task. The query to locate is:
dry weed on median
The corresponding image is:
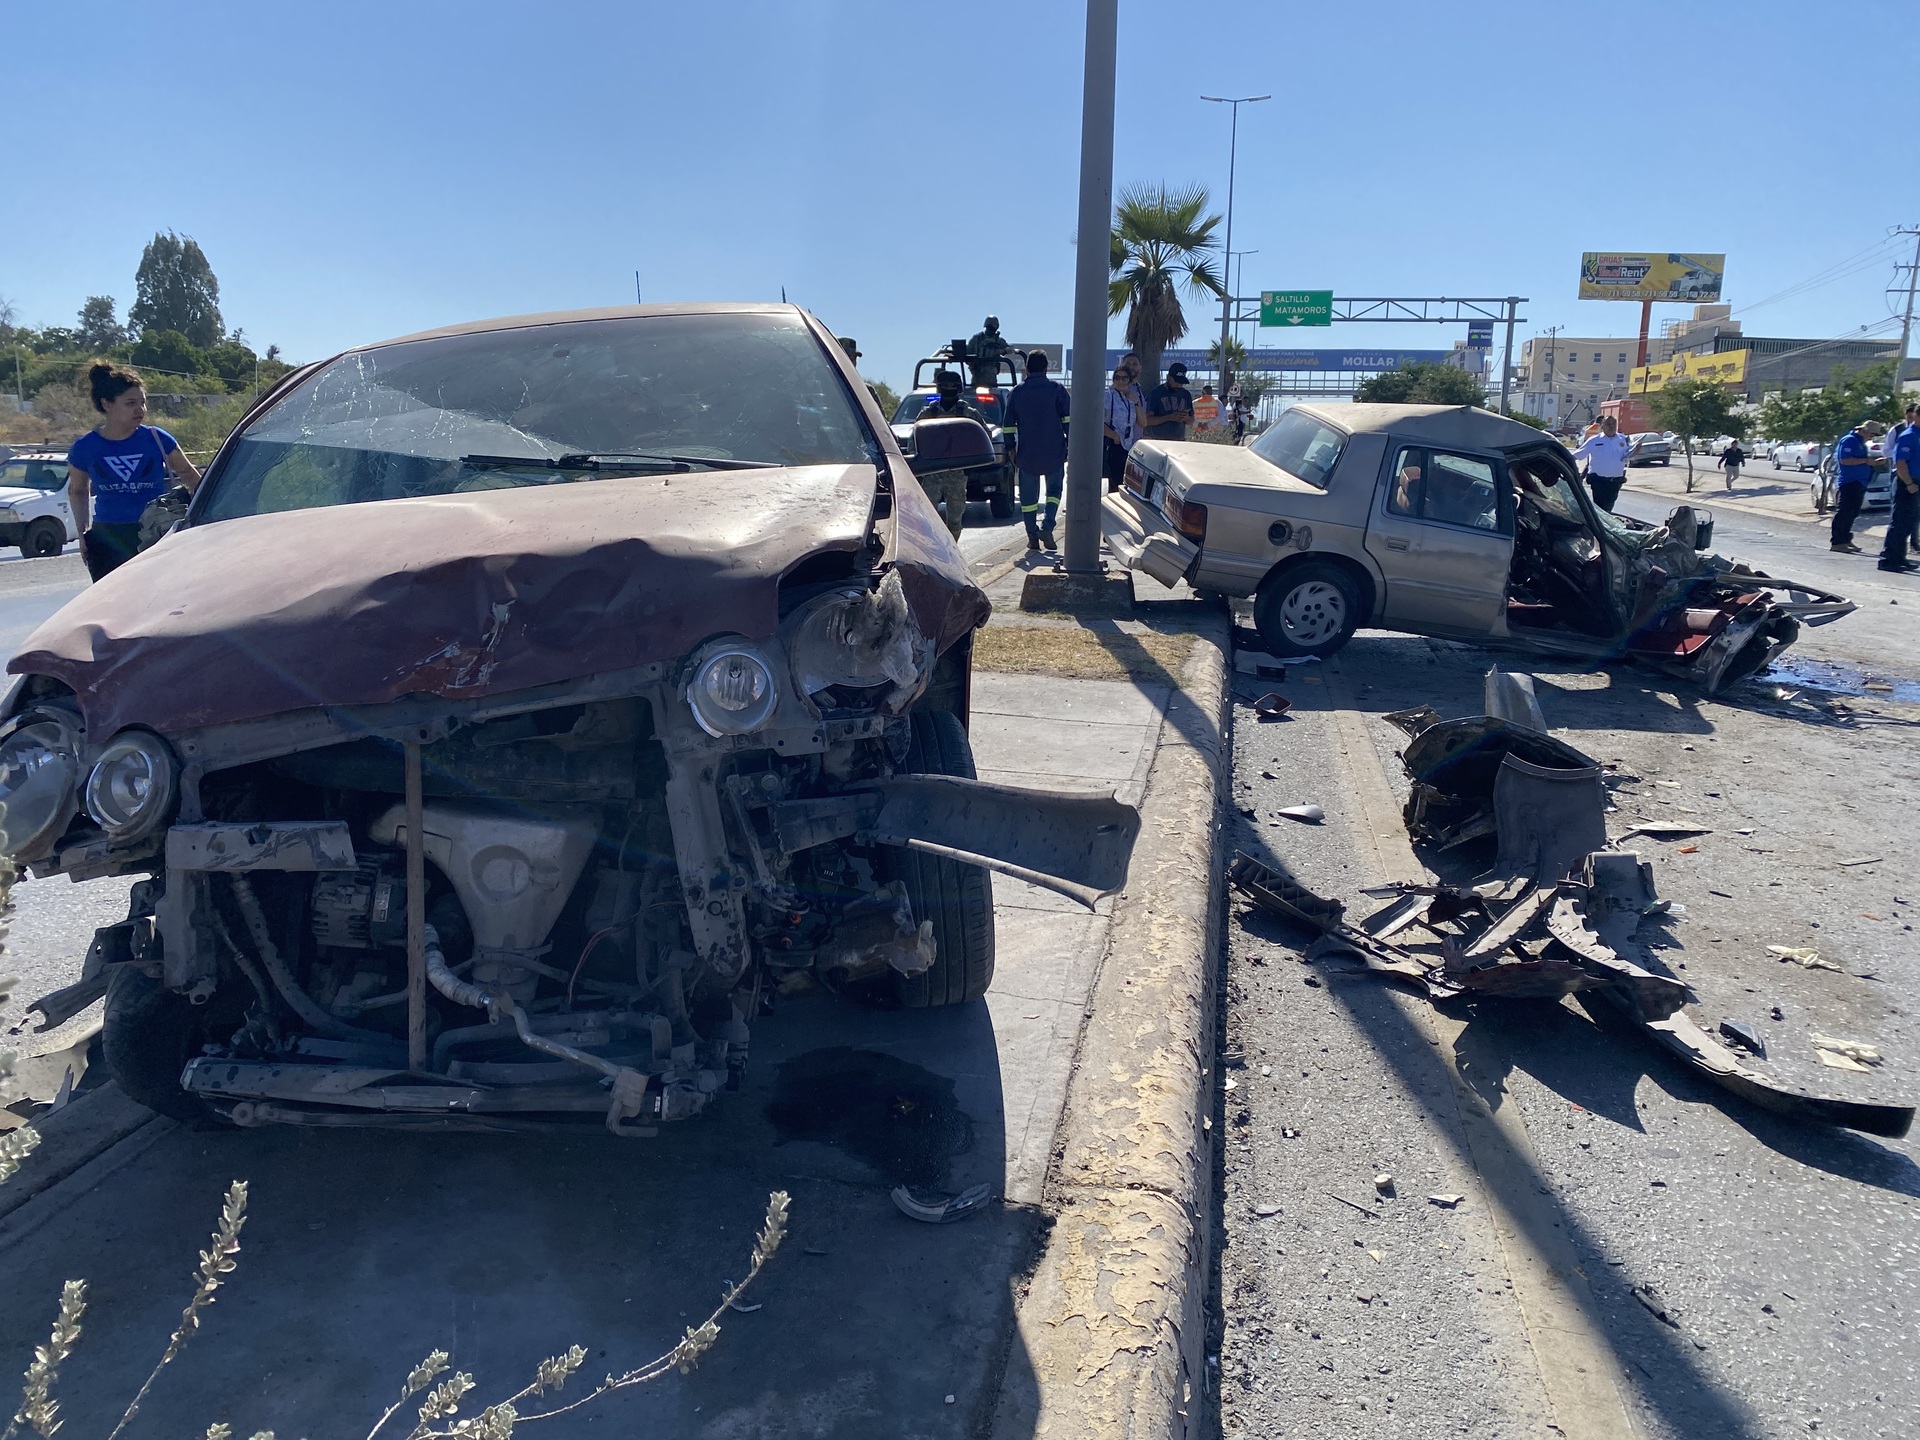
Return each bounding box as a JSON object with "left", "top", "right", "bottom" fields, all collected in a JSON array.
[{"left": 974, "top": 621, "right": 1193, "bottom": 681}]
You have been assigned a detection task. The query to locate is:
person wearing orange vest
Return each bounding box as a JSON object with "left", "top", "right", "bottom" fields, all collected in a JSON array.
[{"left": 1192, "top": 383, "right": 1222, "bottom": 430}]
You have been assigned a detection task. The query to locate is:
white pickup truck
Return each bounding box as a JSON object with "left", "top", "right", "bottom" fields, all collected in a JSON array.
[{"left": 0, "top": 451, "right": 77, "bottom": 558}]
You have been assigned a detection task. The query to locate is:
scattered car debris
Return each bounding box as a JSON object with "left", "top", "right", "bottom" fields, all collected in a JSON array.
[
  {"left": 1837, "top": 856, "right": 1884, "bottom": 867},
  {"left": 1253, "top": 1202, "right": 1283, "bottom": 1217},
  {"left": 1768, "top": 946, "right": 1841, "bottom": 972},
  {"left": 1373, "top": 1173, "right": 1396, "bottom": 1196},
  {"left": 1327, "top": 1192, "right": 1382, "bottom": 1219},
  {"left": 1718, "top": 1019, "right": 1766, "bottom": 1057},
  {"left": 1810, "top": 1035, "right": 1883, "bottom": 1070},
  {"left": 1633, "top": 1283, "right": 1682, "bottom": 1329},
  {"left": 1276, "top": 804, "right": 1324, "bottom": 824},
  {"left": 1235, "top": 652, "right": 1288, "bottom": 678},
  {"left": 891, "top": 1182, "right": 992, "bottom": 1224},
  {"left": 1254, "top": 693, "right": 1293, "bottom": 720},
  {"left": 1427, "top": 1193, "right": 1465, "bottom": 1209},
  {"left": 1617, "top": 822, "right": 1715, "bottom": 841}
]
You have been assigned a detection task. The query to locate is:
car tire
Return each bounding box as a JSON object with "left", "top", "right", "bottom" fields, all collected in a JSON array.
[
  {"left": 101, "top": 965, "right": 218, "bottom": 1122},
  {"left": 1254, "top": 561, "right": 1361, "bottom": 659},
  {"left": 989, "top": 491, "right": 1014, "bottom": 520},
  {"left": 21, "top": 520, "right": 63, "bottom": 559},
  {"left": 885, "top": 711, "right": 995, "bottom": 1008}
]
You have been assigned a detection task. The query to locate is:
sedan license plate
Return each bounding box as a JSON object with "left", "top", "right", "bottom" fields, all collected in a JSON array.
[{"left": 1147, "top": 478, "right": 1165, "bottom": 510}]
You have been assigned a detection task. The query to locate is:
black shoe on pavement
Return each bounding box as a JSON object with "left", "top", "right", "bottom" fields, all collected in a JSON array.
[
  {"left": 1876, "top": 560, "right": 1917, "bottom": 572},
  {"left": 1026, "top": 534, "right": 1042, "bottom": 552},
  {"left": 1039, "top": 529, "right": 1057, "bottom": 552},
  {"left": 1831, "top": 542, "right": 1863, "bottom": 553}
]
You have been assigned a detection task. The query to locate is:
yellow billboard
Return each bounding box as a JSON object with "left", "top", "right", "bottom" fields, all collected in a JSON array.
[
  {"left": 1629, "top": 349, "right": 1749, "bottom": 393},
  {"left": 1579, "top": 252, "right": 1726, "bottom": 303}
]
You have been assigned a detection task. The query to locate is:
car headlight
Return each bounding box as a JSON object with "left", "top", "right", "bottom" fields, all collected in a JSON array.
[
  {"left": 686, "top": 641, "right": 780, "bottom": 737},
  {"left": 788, "top": 578, "right": 932, "bottom": 702},
  {"left": 0, "top": 718, "right": 81, "bottom": 859},
  {"left": 84, "top": 731, "right": 178, "bottom": 841}
]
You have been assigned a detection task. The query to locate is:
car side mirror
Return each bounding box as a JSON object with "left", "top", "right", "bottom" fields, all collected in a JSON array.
[{"left": 908, "top": 416, "right": 997, "bottom": 473}]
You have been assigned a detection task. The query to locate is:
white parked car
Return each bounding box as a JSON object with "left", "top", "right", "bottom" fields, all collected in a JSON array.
[
  {"left": 1772, "top": 440, "right": 1822, "bottom": 472},
  {"left": 0, "top": 451, "right": 77, "bottom": 558}
]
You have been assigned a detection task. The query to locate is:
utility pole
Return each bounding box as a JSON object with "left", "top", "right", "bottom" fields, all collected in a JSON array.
[
  {"left": 1499, "top": 297, "right": 1518, "bottom": 415},
  {"left": 1202, "top": 94, "right": 1268, "bottom": 392},
  {"left": 635, "top": 270, "right": 643, "bottom": 305},
  {"left": 1893, "top": 224, "right": 1919, "bottom": 400},
  {"left": 1060, "top": 0, "right": 1118, "bottom": 577}
]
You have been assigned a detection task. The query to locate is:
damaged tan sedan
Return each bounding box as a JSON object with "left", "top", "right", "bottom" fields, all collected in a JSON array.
[
  {"left": 1103, "top": 403, "right": 1852, "bottom": 690},
  {"left": 1, "top": 304, "right": 1137, "bottom": 1133}
]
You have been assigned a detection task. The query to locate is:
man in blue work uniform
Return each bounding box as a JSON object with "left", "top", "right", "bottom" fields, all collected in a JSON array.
[
  {"left": 1881, "top": 419, "right": 1920, "bottom": 573},
  {"left": 1829, "top": 420, "right": 1884, "bottom": 555},
  {"left": 1002, "top": 349, "right": 1070, "bottom": 551}
]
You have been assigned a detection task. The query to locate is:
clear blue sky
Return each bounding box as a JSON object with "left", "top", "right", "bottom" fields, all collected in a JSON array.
[{"left": 4, "top": 0, "right": 1914, "bottom": 390}]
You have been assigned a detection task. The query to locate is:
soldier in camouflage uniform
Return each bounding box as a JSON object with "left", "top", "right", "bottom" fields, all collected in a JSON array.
[
  {"left": 913, "top": 370, "right": 982, "bottom": 540},
  {"left": 966, "top": 316, "right": 1011, "bottom": 393}
]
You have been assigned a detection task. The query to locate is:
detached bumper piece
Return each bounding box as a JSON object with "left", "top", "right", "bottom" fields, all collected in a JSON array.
[
  {"left": 1234, "top": 665, "right": 1912, "bottom": 1139},
  {"left": 1232, "top": 850, "right": 1911, "bottom": 1139}
]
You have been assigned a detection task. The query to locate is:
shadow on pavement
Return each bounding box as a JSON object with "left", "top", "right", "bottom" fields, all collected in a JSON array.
[
  {"left": 1227, "top": 836, "right": 1769, "bottom": 1439},
  {"left": 0, "top": 991, "right": 1038, "bottom": 1439}
]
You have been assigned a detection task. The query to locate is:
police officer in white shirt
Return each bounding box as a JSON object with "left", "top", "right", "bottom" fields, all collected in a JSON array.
[{"left": 1569, "top": 414, "right": 1639, "bottom": 511}]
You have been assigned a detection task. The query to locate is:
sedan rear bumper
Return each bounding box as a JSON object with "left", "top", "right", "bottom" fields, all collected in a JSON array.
[{"left": 1100, "top": 491, "right": 1197, "bottom": 588}]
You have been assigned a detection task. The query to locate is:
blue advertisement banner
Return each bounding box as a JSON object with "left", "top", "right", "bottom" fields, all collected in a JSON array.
[{"left": 1067, "top": 347, "right": 1452, "bottom": 372}]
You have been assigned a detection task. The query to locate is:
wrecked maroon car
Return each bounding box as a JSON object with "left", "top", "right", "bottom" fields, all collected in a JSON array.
[{"left": 0, "top": 304, "right": 1137, "bottom": 1133}]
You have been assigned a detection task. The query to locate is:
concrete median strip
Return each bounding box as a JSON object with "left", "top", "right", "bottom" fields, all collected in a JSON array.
[{"left": 994, "top": 620, "right": 1229, "bottom": 1439}]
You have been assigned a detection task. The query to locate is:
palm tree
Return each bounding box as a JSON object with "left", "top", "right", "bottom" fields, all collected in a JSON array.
[
  {"left": 1206, "top": 335, "right": 1247, "bottom": 395},
  {"left": 1108, "top": 183, "right": 1226, "bottom": 387}
]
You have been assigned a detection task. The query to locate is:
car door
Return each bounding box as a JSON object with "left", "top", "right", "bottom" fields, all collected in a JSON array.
[{"left": 1364, "top": 443, "right": 1514, "bottom": 637}]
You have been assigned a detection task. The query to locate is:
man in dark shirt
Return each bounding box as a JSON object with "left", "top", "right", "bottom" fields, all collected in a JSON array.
[
  {"left": 1144, "top": 362, "right": 1195, "bottom": 441},
  {"left": 1002, "top": 349, "right": 1071, "bottom": 550}
]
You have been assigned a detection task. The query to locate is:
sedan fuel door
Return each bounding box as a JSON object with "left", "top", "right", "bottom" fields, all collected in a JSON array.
[{"left": 1364, "top": 444, "right": 1514, "bottom": 637}]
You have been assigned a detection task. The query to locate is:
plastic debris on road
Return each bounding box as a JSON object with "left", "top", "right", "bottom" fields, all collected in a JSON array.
[
  {"left": 1768, "top": 945, "right": 1841, "bottom": 972},
  {"left": 891, "top": 1182, "right": 992, "bottom": 1224}
]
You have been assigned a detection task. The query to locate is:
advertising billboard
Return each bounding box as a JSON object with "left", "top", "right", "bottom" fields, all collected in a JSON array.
[
  {"left": 1579, "top": 252, "right": 1725, "bottom": 303},
  {"left": 1628, "top": 349, "right": 1748, "bottom": 393}
]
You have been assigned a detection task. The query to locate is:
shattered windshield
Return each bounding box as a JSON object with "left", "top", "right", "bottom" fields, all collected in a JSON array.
[{"left": 199, "top": 312, "right": 877, "bottom": 521}]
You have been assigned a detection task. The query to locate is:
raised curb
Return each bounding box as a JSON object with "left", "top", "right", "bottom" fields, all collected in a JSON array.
[
  {"left": 994, "top": 616, "right": 1228, "bottom": 1439},
  {"left": 0, "top": 1082, "right": 158, "bottom": 1223}
]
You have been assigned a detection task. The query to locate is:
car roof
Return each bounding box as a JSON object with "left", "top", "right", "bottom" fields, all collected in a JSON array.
[
  {"left": 348, "top": 301, "right": 806, "bottom": 353},
  {"left": 1293, "top": 402, "right": 1553, "bottom": 451}
]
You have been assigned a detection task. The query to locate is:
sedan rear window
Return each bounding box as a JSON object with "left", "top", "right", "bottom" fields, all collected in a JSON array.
[
  {"left": 1249, "top": 410, "right": 1345, "bottom": 489},
  {"left": 200, "top": 312, "right": 877, "bottom": 521}
]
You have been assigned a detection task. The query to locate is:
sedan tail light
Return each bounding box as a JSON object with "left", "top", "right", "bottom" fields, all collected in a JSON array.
[{"left": 1164, "top": 493, "right": 1208, "bottom": 541}]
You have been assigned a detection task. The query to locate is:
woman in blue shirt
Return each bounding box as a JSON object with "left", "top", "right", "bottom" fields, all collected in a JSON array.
[{"left": 66, "top": 362, "right": 201, "bottom": 580}]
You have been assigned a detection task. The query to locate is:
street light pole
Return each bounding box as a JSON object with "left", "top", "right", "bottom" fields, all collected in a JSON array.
[
  {"left": 1061, "top": 0, "right": 1118, "bottom": 576},
  {"left": 1202, "top": 94, "right": 1268, "bottom": 395},
  {"left": 1228, "top": 248, "right": 1259, "bottom": 360}
]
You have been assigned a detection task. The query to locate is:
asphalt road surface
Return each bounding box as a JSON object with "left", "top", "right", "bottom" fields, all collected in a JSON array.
[{"left": 1214, "top": 508, "right": 1919, "bottom": 1437}]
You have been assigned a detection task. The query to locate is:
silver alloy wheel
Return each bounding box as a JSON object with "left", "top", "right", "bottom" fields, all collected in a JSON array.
[{"left": 1279, "top": 579, "right": 1346, "bottom": 646}]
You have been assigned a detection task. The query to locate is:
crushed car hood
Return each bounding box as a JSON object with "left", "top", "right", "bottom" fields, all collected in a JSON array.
[{"left": 14, "top": 463, "right": 986, "bottom": 736}]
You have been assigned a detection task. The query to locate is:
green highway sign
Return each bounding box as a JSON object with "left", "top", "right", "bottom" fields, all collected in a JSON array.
[{"left": 1260, "top": 290, "right": 1334, "bottom": 327}]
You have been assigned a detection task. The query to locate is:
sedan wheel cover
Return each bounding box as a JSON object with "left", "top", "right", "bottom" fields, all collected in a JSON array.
[{"left": 1280, "top": 581, "right": 1345, "bottom": 645}]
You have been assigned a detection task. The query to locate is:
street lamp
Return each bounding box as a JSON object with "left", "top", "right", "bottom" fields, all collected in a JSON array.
[
  {"left": 1202, "top": 94, "right": 1268, "bottom": 388},
  {"left": 1229, "top": 248, "right": 1259, "bottom": 358}
]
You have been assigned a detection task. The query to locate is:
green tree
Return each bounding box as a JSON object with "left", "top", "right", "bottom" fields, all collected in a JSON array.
[
  {"left": 1206, "top": 334, "right": 1246, "bottom": 393},
  {"left": 867, "top": 378, "right": 901, "bottom": 417},
  {"left": 1649, "top": 378, "right": 1743, "bottom": 492},
  {"left": 203, "top": 339, "right": 260, "bottom": 387},
  {"left": 1354, "top": 361, "right": 1485, "bottom": 406},
  {"left": 76, "top": 296, "right": 127, "bottom": 351},
  {"left": 1108, "top": 183, "right": 1225, "bottom": 387},
  {"left": 130, "top": 231, "right": 225, "bottom": 347},
  {"left": 131, "top": 328, "right": 211, "bottom": 381}
]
